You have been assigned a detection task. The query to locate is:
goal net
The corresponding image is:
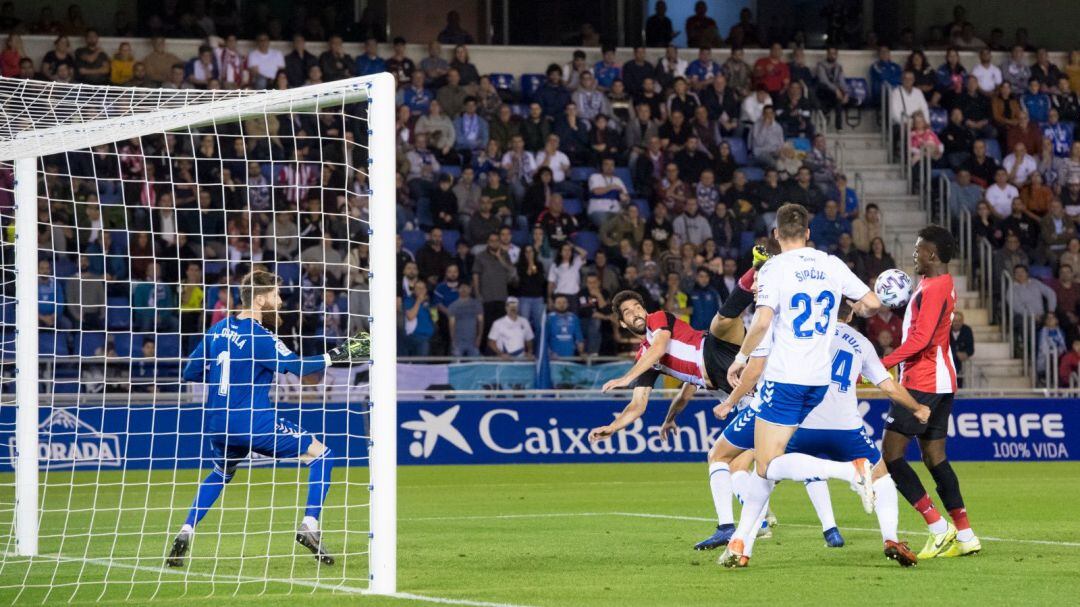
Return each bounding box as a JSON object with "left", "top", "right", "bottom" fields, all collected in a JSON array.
[{"left": 0, "top": 74, "right": 397, "bottom": 601}]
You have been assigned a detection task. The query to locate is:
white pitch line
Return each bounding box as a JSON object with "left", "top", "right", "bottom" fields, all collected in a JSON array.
[
  {"left": 3, "top": 552, "right": 538, "bottom": 607},
  {"left": 404, "top": 511, "right": 1080, "bottom": 548}
]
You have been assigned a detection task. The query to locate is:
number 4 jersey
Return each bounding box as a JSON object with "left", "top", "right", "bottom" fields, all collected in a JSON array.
[
  {"left": 801, "top": 322, "right": 891, "bottom": 431},
  {"left": 755, "top": 248, "right": 871, "bottom": 387}
]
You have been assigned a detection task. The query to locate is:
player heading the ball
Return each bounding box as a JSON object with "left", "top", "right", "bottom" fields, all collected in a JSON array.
[{"left": 166, "top": 270, "right": 369, "bottom": 568}]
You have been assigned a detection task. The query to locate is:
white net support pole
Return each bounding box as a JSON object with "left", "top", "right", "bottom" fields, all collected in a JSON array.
[
  {"left": 366, "top": 71, "right": 398, "bottom": 596},
  {"left": 13, "top": 155, "right": 39, "bottom": 557}
]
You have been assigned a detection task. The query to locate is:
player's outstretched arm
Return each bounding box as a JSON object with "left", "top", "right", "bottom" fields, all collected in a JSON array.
[
  {"left": 850, "top": 290, "right": 883, "bottom": 318},
  {"left": 877, "top": 377, "right": 931, "bottom": 423},
  {"left": 181, "top": 337, "right": 208, "bottom": 383},
  {"left": 589, "top": 385, "right": 651, "bottom": 442},
  {"left": 659, "top": 382, "right": 697, "bottom": 443},
  {"left": 601, "top": 330, "right": 671, "bottom": 392},
  {"left": 715, "top": 355, "right": 766, "bottom": 420}
]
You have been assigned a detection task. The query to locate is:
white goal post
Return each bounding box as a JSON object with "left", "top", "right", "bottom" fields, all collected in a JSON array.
[{"left": 0, "top": 72, "right": 397, "bottom": 597}]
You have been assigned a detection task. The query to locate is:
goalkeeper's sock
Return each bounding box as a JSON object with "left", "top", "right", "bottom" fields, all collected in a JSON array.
[
  {"left": 305, "top": 449, "right": 335, "bottom": 520},
  {"left": 184, "top": 468, "right": 233, "bottom": 528}
]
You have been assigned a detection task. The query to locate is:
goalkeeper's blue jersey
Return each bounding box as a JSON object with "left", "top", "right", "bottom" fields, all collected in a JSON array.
[{"left": 182, "top": 316, "right": 328, "bottom": 434}]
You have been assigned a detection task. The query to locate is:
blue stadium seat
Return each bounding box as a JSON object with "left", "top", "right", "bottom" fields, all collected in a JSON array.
[
  {"left": 982, "top": 139, "right": 1002, "bottom": 162},
  {"left": 401, "top": 229, "right": 426, "bottom": 255},
  {"left": 54, "top": 257, "right": 78, "bottom": 278},
  {"left": 571, "top": 231, "right": 601, "bottom": 260},
  {"left": 929, "top": 107, "right": 948, "bottom": 133},
  {"left": 788, "top": 136, "right": 811, "bottom": 152},
  {"left": 113, "top": 332, "right": 135, "bottom": 357},
  {"left": 204, "top": 260, "right": 227, "bottom": 279},
  {"left": 726, "top": 137, "right": 749, "bottom": 166},
  {"left": 53, "top": 381, "right": 80, "bottom": 394},
  {"left": 561, "top": 197, "right": 583, "bottom": 216},
  {"left": 106, "top": 296, "right": 131, "bottom": 329},
  {"left": 739, "top": 231, "right": 757, "bottom": 254},
  {"left": 511, "top": 229, "right": 530, "bottom": 247},
  {"left": 931, "top": 168, "right": 956, "bottom": 181},
  {"left": 1030, "top": 265, "right": 1054, "bottom": 281},
  {"left": 441, "top": 165, "right": 462, "bottom": 179},
  {"left": 846, "top": 78, "right": 869, "bottom": 107},
  {"left": 489, "top": 73, "right": 515, "bottom": 92},
  {"left": 509, "top": 103, "right": 529, "bottom": 118},
  {"left": 570, "top": 166, "right": 594, "bottom": 183},
  {"left": 631, "top": 198, "right": 651, "bottom": 220},
  {"left": 520, "top": 73, "right": 545, "bottom": 101},
  {"left": 260, "top": 162, "right": 273, "bottom": 183},
  {"left": 441, "top": 229, "right": 461, "bottom": 252},
  {"left": 741, "top": 167, "right": 765, "bottom": 182},
  {"left": 40, "top": 330, "right": 71, "bottom": 356},
  {"left": 276, "top": 261, "right": 300, "bottom": 287},
  {"left": 157, "top": 334, "right": 181, "bottom": 358},
  {"left": 614, "top": 167, "right": 634, "bottom": 194},
  {"left": 79, "top": 331, "right": 106, "bottom": 357}
]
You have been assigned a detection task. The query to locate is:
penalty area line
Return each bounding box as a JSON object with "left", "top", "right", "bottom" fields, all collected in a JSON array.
[
  {"left": 3, "top": 552, "right": 538, "bottom": 607},
  {"left": 404, "top": 511, "right": 1080, "bottom": 548}
]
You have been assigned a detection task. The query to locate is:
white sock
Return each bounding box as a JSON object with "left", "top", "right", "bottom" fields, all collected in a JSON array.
[
  {"left": 302, "top": 515, "right": 319, "bottom": 530},
  {"left": 731, "top": 470, "right": 749, "bottom": 505},
  {"left": 766, "top": 453, "right": 856, "bottom": 483},
  {"left": 708, "top": 462, "right": 734, "bottom": 526},
  {"left": 873, "top": 475, "right": 899, "bottom": 542},
  {"left": 928, "top": 518, "right": 949, "bottom": 534},
  {"left": 733, "top": 473, "right": 774, "bottom": 556},
  {"left": 804, "top": 480, "right": 836, "bottom": 532},
  {"left": 180, "top": 524, "right": 193, "bottom": 535},
  {"left": 956, "top": 528, "right": 975, "bottom": 542}
]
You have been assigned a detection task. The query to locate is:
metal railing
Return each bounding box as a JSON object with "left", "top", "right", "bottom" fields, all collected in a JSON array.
[
  {"left": 958, "top": 207, "right": 973, "bottom": 282},
  {"left": 1042, "top": 343, "right": 1060, "bottom": 392}
]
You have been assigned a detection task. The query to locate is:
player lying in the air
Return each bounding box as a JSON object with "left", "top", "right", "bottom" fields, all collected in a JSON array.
[
  {"left": 707, "top": 301, "right": 930, "bottom": 567},
  {"left": 166, "top": 270, "right": 369, "bottom": 568}
]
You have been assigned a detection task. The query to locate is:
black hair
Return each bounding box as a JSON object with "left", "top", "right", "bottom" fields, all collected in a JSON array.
[
  {"left": 611, "top": 290, "right": 645, "bottom": 317},
  {"left": 393, "top": 36, "right": 406, "bottom": 45},
  {"left": 602, "top": 44, "right": 616, "bottom": 54},
  {"left": 918, "top": 225, "right": 956, "bottom": 263},
  {"left": 546, "top": 63, "right": 562, "bottom": 75}
]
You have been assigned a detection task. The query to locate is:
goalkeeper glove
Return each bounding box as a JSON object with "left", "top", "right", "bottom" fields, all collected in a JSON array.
[{"left": 328, "top": 332, "right": 371, "bottom": 365}]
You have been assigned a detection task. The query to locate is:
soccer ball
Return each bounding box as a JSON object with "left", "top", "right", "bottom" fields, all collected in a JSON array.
[{"left": 875, "top": 269, "right": 913, "bottom": 309}]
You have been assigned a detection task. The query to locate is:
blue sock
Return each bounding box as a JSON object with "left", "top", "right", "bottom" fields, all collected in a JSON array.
[
  {"left": 184, "top": 468, "right": 233, "bottom": 528},
  {"left": 305, "top": 449, "right": 335, "bottom": 520}
]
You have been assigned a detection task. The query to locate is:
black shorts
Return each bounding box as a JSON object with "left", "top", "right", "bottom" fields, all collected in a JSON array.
[
  {"left": 703, "top": 334, "right": 740, "bottom": 395},
  {"left": 885, "top": 389, "right": 953, "bottom": 440}
]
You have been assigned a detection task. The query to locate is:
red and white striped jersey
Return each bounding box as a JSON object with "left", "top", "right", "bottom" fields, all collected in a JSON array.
[
  {"left": 882, "top": 273, "right": 957, "bottom": 394},
  {"left": 636, "top": 311, "right": 707, "bottom": 387}
]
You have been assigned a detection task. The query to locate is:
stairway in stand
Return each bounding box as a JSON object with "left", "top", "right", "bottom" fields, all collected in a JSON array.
[{"left": 833, "top": 127, "right": 1028, "bottom": 390}]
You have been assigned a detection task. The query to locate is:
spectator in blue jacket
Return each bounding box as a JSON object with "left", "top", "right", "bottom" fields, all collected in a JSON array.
[
  {"left": 400, "top": 71, "right": 433, "bottom": 116},
  {"left": 536, "top": 63, "right": 572, "bottom": 118},
  {"left": 593, "top": 44, "right": 621, "bottom": 91},
  {"left": 38, "top": 259, "right": 68, "bottom": 329},
  {"left": 688, "top": 268, "right": 720, "bottom": 330},
  {"left": 1044, "top": 107, "right": 1073, "bottom": 157},
  {"left": 354, "top": 38, "right": 386, "bottom": 76},
  {"left": 546, "top": 294, "right": 584, "bottom": 358},
  {"left": 453, "top": 97, "right": 490, "bottom": 157},
  {"left": 686, "top": 47, "right": 722, "bottom": 92},
  {"left": 1022, "top": 77, "right": 1051, "bottom": 124},
  {"left": 809, "top": 200, "right": 851, "bottom": 253},
  {"left": 869, "top": 45, "right": 902, "bottom": 104}
]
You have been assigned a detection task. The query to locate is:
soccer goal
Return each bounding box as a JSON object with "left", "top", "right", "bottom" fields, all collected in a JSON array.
[{"left": 0, "top": 73, "right": 397, "bottom": 601}]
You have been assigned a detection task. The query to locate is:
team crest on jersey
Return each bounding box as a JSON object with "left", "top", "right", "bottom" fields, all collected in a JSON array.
[{"left": 274, "top": 339, "right": 292, "bottom": 356}]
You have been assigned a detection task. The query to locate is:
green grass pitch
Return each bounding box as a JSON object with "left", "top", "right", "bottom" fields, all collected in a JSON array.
[{"left": 1, "top": 462, "right": 1078, "bottom": 605}]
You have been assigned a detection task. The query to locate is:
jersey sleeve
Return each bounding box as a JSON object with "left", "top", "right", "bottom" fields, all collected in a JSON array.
[
  {"left": 857, "top": 333, "right": 892, "bottom": 386},
  {"left": 629, "top": 367, "right": 661, "bottom": 389},
  {"left": 181, "top": 335, "right": 209, "bottom": 382},
  {"left": 753, "top": 259, "right": 780, "bottom": 311},
  {"left": 252, "top": 325, "right": 329, "bottom": 377},
  {"left": 646, "top": 311, "right": 676, "bottom": 333},
  {"left": 750, "top": 324, "right": 773, "bottom": 357},
  {"left": 833, "top": 255, "right": 871, "bottom": 301}
]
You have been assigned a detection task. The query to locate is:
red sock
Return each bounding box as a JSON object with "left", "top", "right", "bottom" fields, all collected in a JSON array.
[
  {"left": 737, "top": 268, "right": 757, "bottom": 291},
  {"left": 913, "top": 494, "right": 943, "bottom": 525},
  {"left": 949, "top": 507, "right": 971, "bottom": 531}
]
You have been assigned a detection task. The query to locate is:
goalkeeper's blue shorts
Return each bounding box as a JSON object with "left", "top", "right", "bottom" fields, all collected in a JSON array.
[{"left": 209, "top": 414, "right": 314, "bottom": 475}]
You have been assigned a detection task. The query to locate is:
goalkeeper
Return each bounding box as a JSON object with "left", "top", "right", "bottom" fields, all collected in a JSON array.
[{"left": 167, "top": 271, "right": 369, "bottom": 567}]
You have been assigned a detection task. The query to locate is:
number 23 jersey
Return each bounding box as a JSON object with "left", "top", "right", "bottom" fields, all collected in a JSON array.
[{"left": 755, "top": 248, "right": 870, "bottom": 387}]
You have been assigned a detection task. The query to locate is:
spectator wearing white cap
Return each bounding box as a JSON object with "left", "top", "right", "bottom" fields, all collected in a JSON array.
[{"left": 488, "top": 297, "right": 534, "bottom": 358}]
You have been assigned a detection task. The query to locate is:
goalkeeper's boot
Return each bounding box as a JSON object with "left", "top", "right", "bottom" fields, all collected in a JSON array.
[
  {"left": 916, "top": 521, "right": 957, "bottom": 560},
  {"left": 694, "top": 524, "right": 735, "bottom": 550},
  {"left": 823, "top": 527, "right": 845, "bottom": 548},
  {"left": 752, "top": 244, "right": 772, "bottom": 269},
  {"left": 884, "top": 540, "right": 918, "bottom": 567},
  {"left": 938, "top": 535, "right": 981, "bottom": 558},
  {"left": 717, "top": 538, "right": 749, "bottom": 568},
  {"left": 165, "top": 529, "right": 192, "bottom": 567},
  {"left": 296, "top": 522, "right": 335, "bottom": 565}
]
